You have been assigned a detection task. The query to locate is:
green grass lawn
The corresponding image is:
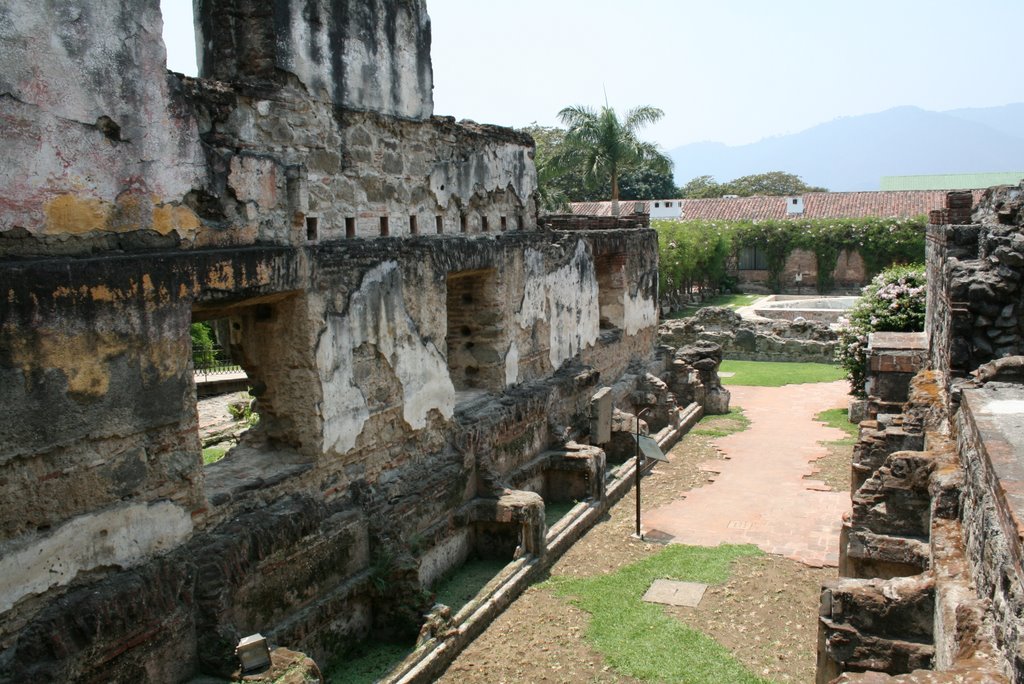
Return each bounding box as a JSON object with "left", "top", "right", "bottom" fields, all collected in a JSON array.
[
  {"left": 690, "top": 407, "right": 750, "bottom": 438},
  {"left": 815, "top": 408, "right": 859, "bottom": 443},
  {"left": 546, "top": 544, "right": 770, "bottom": 683},
  {"left": 668, "top": 293, "right": 763, "bottom": 319},
  {"left": 719, "top": 360, "right": 846, "bottom": 387}
]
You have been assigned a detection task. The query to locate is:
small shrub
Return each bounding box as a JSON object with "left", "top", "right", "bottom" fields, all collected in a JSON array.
[
  {"left": 835, "top": 263, "right": 926, "bottom": 397},
  {"left": 228, "top": 392, "right": 260, "bottom": 427}
]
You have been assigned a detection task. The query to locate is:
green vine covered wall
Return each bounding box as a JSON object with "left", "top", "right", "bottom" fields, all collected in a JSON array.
[{"left": 655, "top": 217, "right": 927, "bottom": 295}]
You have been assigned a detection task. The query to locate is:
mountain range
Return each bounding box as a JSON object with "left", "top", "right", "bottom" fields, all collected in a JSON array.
[{"left": 668, "top": 103, "right": 1024, "bottom": 191}]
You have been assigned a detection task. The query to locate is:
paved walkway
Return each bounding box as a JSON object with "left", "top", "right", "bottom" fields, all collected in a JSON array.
[{"left": 644, "top": 381, "right": 851, "bottom": 567}]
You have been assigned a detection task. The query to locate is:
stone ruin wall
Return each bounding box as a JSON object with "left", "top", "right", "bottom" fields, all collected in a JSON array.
[
  {"left": 660, "top": 306, "right": 838, "bottom": 364},
  {"left": 0, "top": 2, "right": 686, "bottom": 681},
  {"left": 817, "top": 186, "right": 1024, "bottom": 683}
]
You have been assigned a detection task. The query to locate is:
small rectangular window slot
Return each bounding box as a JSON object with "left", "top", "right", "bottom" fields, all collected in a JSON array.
[
  {"left": 460, "top": 214, "right": 467, "bottom": 233},
  {"left": 500, "top": 216, "right": 507, "bottom": 231},
  {"left": 518, "top": 213, "right": 525, "bottom": 230},
  {"left": 306, "top": 216, "right": 319, "bottom": 241},
  {"left": 481, "top": 216, "right": 489, "bottom": 232},
  {"left": 345, "top": 217, "right": 355, "bottom": 239},
  {"left": 410, "top": 215, "right": 418, "bottom": 235},
  {"left": 380, "top": 216, "right": 389, "bottom": 237},
  {"left": 436, "top": 215, "right": 444, "bottom": 234}
]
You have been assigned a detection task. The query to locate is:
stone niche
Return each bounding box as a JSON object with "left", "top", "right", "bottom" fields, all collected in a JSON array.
[{"left": 446, "top": 268, "right": 505, "bottom": 392}]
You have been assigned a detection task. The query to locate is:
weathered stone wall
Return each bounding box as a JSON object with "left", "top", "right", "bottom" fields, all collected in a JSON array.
[
  {"left": 818, "top": 188, "right": 1024, "bottom": 683},
  {"left": 195, "top": 0, "right": 433, "bottom": 120},
  {"left": 927, "top": 187, "right": 1024, "bottom": 380},
  {"left": 0, "top": 2, "right": 534, "bottom": 256},
  {"left": 0, "top": 2, "right": 662, "bottom": 681},
  {"left": 956, "top": 382, "right": 1024, "bottom": 680},
  {"left": 659, "top": 306, "right": 837, "bottom": 363}
]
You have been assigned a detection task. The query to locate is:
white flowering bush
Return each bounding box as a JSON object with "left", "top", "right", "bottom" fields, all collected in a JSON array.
[{"left": 835, "top": 264, "right": 927, "bottom": 397}]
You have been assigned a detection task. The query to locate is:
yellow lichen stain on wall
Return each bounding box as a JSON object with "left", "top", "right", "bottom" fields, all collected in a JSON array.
[
  {"left": 9, "top": 332, "right": 122, "bottom": 397},
  {"left": 44, "top": 194, "right": 202, "bottom": 237},
  {"left": 44, "top": 195, "right": 113, "bottom": 235},
  {"left": 152, "top": 204, "right": 201, "bottom": 237},
  {"left": 207, "top": 262, "right": 236, "bottom": 291},
  {"left": 50, "top": 283, "right": 138, "bottom": 305},
  {"left": 9, "top": 331, "right": 188, "bottom": 398}
]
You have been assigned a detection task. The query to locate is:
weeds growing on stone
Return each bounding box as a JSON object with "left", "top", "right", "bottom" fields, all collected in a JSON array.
[
  {"left": 433, "top": 557, "right": 508, "bottom": 614},
  {"left": 326, "top": 641, "right": 413, "bottom": 684},
  {"left": 202, "top": 446, "right": 227, "bottom": 465},
  {"left": 720, "top": 360, "right": 845, "bottom": 386},
  {"left": 546, "top": 544, "right": 771, "bottom": 683}
]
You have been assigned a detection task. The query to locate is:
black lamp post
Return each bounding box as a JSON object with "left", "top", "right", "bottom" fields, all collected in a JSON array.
[{"left": 635, "top": 407, "right": 651, "bottom": 539}]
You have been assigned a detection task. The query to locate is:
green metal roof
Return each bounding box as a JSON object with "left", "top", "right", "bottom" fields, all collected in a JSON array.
[{"left": 880, "top": 172, "right": 1024, "bottom": 191}]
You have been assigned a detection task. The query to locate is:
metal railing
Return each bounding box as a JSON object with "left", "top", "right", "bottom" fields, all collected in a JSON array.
[{"left": 192, "top": 344, "right": 243, "bottom": 377}]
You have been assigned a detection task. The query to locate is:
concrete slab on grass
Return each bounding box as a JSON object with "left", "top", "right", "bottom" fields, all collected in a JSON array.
[{"left": 642, "top": 579, "right": 708, "bottom": 607}]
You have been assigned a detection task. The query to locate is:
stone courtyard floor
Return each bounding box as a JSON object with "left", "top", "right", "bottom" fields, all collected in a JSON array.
[
  {"left": 644, "top": 381, "right": 851, "bottom": 567},
  {"left": 438, "top": 380, "right": 852, "bottom": 683}
]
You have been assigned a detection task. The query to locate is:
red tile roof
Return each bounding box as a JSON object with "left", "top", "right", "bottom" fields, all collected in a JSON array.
[
  {"left": 570, "top": 190, "right": 987, "bottom": 221},
  {"left": 569, "top": 200, "right": 652, "bottom": 217}
]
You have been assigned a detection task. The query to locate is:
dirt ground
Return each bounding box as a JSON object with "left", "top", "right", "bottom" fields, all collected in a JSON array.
[{"left": 439, "top": 410, "right": 851, "bottom": 684}]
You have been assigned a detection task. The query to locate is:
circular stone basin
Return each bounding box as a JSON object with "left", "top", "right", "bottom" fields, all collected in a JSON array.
[{"left": 752, "top": 295, "right": 857, "bottom": 323}]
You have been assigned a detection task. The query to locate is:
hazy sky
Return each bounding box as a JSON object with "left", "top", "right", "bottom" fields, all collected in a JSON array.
[{"left": 161, "top": 0, "right": 1024, "bottom": 150}]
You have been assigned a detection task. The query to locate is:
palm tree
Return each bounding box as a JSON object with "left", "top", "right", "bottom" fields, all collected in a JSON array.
[{"left": 556, "top": 104, "right": 672, "bottom": 216}]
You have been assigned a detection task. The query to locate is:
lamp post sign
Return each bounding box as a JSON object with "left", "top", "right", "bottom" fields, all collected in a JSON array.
[{"left": 633, "top": 410, "right": 668, "bottom": 539}]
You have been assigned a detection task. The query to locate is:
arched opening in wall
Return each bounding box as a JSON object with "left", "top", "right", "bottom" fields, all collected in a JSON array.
[
  {"left": 190, "top": 315, "right": 251, "bottom": 466},
  {"left": 446, "top": 269, "right": 505, "bottom": 397},
  {"left": 191, "top": 292, "right": 316, "bottom": 503},
  {"left": 594, "top": 253, "right": 626, "bottom": 331}
]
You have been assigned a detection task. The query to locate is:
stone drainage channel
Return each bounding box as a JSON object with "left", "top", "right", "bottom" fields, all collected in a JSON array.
[{"left": 380, "top": 401, "right": 704, "bottom": 683}]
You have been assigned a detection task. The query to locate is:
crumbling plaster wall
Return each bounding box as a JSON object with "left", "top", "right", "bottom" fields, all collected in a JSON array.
[
  {"left": 0, "top": 0, "right": 205, "bottom": 239},
  {"left": 0, "top": 0, "right": 663, "bottom": 680},
  {"left": 1, "top": 0, "right": 534, "bottom": 255},
  {"left": 195, "top": 0, "right": 433, "bottom": 120}
]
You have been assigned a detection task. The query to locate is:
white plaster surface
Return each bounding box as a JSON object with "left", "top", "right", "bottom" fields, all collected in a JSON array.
[
  {"left": 516, "top": 243, "right": 600, "bottom": 369},
  {"left": 505, "top": 341, "right": 520, "bottom": 387},
  {"left": 0, "top": 501, "right": 192, "bottom": 614},
  {"left": 0, "top": 0, "right": 203, "bottom": 232},
  {"left": 318, "top": 262, "right": 455, "bottom": 454},
  {"left": 228, "top": 155, "right": 278, "bottom": 209},
  {"left": 624, "top": 288, "right": 658, "bottom": 336},
  {"left": 430, "top": 145, "right": 536, "bottom": 210},
  {"left": 985, "top": 400, "right": 1024, "bottom": 415},
  {"left": 277, "top": 0, "right": 432, "bottom": 119}
]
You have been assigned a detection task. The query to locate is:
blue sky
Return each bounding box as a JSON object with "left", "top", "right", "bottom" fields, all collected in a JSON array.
[{"left": 161, "top": 0, "right": 1024, "bottom": 149}]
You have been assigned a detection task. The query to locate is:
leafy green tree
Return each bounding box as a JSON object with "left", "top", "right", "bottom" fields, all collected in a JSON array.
[
  {"left": 522, "top": 124, "right": 591, "bottom": 210},
  {"left": 679, "top": 175, "right": 726, "bottom": 199},
  {"left": 618, "top": 167, "right": 678, "bottom": 201},
  {"left": 679, "top": 171, "right": 827, "bottom": 198},
  {"left": 555, "top": 104, "right": 672, "bottom": 215},
  {"left": 726, "top": 171, "right": 827, "bottom": 196}
]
